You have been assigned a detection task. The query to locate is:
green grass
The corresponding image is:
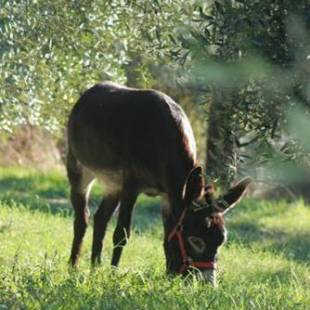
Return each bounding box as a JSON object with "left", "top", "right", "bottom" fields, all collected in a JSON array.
[{"left": 0, "top": 167, "right": 309, "bottom": 309}]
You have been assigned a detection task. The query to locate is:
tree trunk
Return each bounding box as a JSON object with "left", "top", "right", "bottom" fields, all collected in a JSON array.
[{"left": 205, "top": 87, "right": 235, "bottom": 190}]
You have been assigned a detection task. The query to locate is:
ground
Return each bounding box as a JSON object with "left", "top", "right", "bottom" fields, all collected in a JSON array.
[{"left": 0, "top": 167, "right": 309, "bottom": 309}]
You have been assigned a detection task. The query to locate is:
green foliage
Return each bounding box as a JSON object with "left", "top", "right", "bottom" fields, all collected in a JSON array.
[
  {"left": 0, "top": 0, "right": 192, "bottom": 133},
  {"left": 173, "top": 0, "right": 310, "bottom": 183},
  {"left": 0, "top": 167, "right": 310, "bottom": 309}
]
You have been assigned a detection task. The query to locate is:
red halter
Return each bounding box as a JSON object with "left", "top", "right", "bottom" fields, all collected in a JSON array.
[{"left": 167, "top": 209, "right": 216, "bottom": 274}]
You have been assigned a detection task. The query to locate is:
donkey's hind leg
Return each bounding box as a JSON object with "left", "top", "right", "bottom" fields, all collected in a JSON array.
[{"left": 67, "top": 150, "right": 95, "bottom": 266}]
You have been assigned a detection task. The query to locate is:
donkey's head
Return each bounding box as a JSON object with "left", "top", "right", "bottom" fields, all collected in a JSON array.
[{"left": 164, "top": 167, "right": 251, "bottom": 285}]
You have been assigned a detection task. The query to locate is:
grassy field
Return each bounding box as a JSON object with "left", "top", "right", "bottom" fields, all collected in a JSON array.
[{"left": 0, "top": 167, "right": 309, "bottom": 309}]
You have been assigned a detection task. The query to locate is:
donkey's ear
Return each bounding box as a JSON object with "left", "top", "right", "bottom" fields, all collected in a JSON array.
[
  {"left": 217, "top": 177, "right": 252, "bottom": 214},
  {"left": 183, "top": 166, "right": 205, "bottom": 205}
]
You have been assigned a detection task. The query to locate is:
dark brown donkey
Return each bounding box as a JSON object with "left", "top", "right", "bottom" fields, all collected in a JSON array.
[{"left": 66, "top": 81, "right": 251, "bottom": 285}]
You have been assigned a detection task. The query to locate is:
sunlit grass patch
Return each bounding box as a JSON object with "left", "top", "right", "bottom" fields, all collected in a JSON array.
[
  {"left": 0, "top": 167, "right": 310, "bottom": 309},
  {"left": 227, "top": 199, "right": 310, "bottom": 262}
]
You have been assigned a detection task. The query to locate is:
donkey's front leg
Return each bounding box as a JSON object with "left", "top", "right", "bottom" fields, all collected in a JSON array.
[
  {"left": 111, "top": 186, "right": 138, "bottom": 267},
  {"left": 91, "top": 192, "right": 120, "bottom": 266}
]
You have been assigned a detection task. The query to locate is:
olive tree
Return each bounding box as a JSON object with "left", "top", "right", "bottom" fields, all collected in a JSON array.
[
  {"left": 173, "top": 0, "right": 310, "bottom": 188},
  {"left": 0, "top": 0, "right": 195, "bottom": 133}
]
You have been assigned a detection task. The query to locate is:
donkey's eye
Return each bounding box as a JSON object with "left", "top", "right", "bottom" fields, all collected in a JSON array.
[
  {"left": 205, "top": 217, "right": 211, "bottom": 228},
  {"left": 187, "top": 236, "right": 206, "bottom": 254}
]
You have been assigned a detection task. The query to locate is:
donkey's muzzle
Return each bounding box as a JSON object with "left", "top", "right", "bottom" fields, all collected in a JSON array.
[{"left": 197, "top": 269, "right": 217, "bottom": 286}]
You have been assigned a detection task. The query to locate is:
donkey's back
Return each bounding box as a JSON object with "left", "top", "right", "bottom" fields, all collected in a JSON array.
[{"left": 67, "top": 81, "right": 196, "bottom": 194}]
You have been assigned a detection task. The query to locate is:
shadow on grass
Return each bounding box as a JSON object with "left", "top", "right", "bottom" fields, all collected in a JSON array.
[
  {"left": 0, "top": 172, "right": 71, "bottom": 216},
  {"left": 0, "top": 175, "right": 68, "bottom": 198},
  {"left": 0, "top": 172, "right": 162, "bottom": 232},
  {"left": 0, "top": 191, "right": 72, "bottom": 217},
  {"left": 133, "top": 197, "right": 162, "bottom": 233},
  {"left": 229, "top": 221, "right": 310, "bottom": 263}
]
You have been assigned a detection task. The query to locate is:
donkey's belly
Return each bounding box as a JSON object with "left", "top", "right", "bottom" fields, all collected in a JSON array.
[
  {"left": 82, "top": 159, "right": 164, "bottom": 196},
  {"left": 92, "top": 168, "right": 123, "bottom": 193}
]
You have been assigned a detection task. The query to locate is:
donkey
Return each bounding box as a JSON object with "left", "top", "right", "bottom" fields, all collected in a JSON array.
[{"left": 66, "top": 81, "right": 251, "bottom": 285}]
